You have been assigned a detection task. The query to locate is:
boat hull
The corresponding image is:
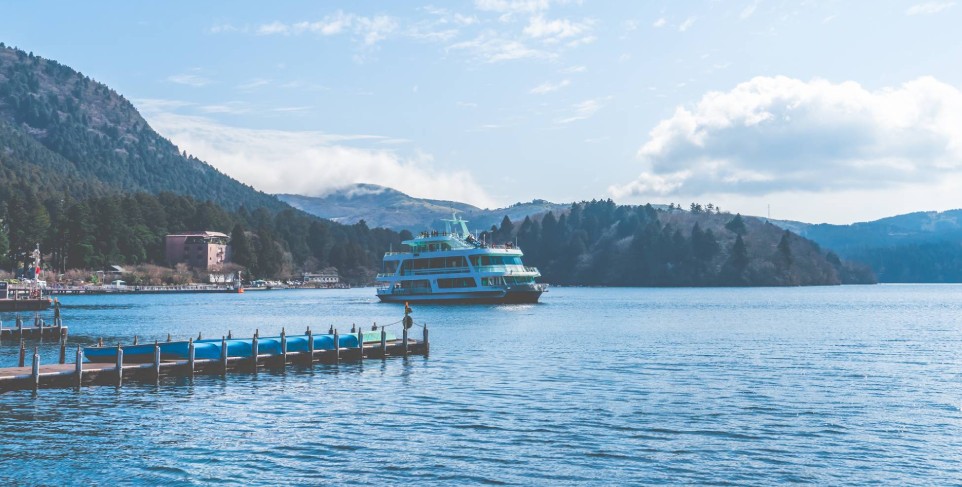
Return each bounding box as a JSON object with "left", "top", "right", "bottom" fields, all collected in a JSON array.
[
  {"left": 0, "top": 298, "right": 52, "bottom": 312},
  {"left": 378, "top": 289, "right": 543, "bottom": 304}
]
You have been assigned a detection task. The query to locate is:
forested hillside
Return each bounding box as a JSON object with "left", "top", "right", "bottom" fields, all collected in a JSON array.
[
  {"left": 482, "top": 200, "right": 875, "bottom": 286},
  {"left": 772, "top": 209, "right": 962, "bottom": 282},
  {"left": 0, "top": 43, "right": 284, "bottom": 211},
  {"left": 0, "top": 189, "right": 407, "bottom": 283},
  {"left": 0, "top": 43, "right": 874, "bottom": 287}
]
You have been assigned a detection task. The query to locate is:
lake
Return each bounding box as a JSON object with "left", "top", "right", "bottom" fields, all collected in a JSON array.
[{"left": 2, "top": 285, "right": 962, "bottom": 484}]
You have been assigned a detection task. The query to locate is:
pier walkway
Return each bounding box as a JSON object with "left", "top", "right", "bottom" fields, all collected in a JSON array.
[{"left": 0, "top": 325, "right": 428, "bottom": 393}]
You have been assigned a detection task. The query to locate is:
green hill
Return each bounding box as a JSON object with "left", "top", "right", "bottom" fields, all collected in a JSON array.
[
  {"left": 0, "top": 42, "right": 872, "bottom": 287},
  {"left": 0, "top": 43, "right": 284, "bottom": 211},
  {"left": 486, "top": 201, "right": 876, "bottom": 286}
]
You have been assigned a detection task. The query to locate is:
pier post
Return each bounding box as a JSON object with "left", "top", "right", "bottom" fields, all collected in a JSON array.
[
  {"left": 423, "top": 324, "right": 429, "bottom": 356},
  {"left": 115, "top": 344, "right": 124, "bottom": 388},
  {"left": 75, "top": 346, "right": 83, "bottom": 389},
  {"left": 220, "top": 336, "right": 228, "bottom": 374},
  {"left": 153, "top": 341, "right": 161, "bottom": 381},
  {"left": 402, "top": 326, "right": 409, "bottom": 357},
  {"left": 357, "top": 328, "right": 364, "bottom": 360},
  {"left": 251, "top": 331, "right": 259, "bottom": 371},
  {"left": 333, "top": 329, "right": 340, "bottom": 364},
  {"left": 19, "top": 339, "right": 25, "bottom": 367},
  {"left": 188, "top": 338, "right": 195, "bottom": 376},
  {"left": 281, "top": 327, "right": 287, "bottom": 365},
  {"left": 133, "top": 335, "right": 138, "bottom": 345},
  {"left": 307, "top": 328, "right": 314, "bottom": 364},
  {"left": 32, "top": 347, "right": 40, "bottom": 391},
  {"left": 61, "top": 326, "right": 68, "bottom": 343},
  {"left": 59, "top": 335, "right": 66, "bottom": 364},
  {"left": 18, "top": 317, "right": 24, "bottom": 341},
  {"left": 381, "top": 328, "right": 387, "bottom": 357}
]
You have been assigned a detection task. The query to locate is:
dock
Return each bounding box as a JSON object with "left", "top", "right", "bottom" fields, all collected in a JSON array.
[
  {"left": 0, "top": 314, "right": 67, "bottom": 341},
  {"left": 0, "top": 323, "right": 428, "bottom": 393}
]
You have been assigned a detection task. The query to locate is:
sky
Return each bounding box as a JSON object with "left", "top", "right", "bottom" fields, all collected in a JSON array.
[{"left": 2, "top": 0, "right": 962, "bottom": 223}]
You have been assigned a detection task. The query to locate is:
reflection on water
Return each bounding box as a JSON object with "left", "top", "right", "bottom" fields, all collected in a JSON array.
[{"left": 3, "top": 286, "right": 962, "bottom": 484}]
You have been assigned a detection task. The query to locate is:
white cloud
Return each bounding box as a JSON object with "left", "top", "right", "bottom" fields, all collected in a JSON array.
[
  {"left": 652, "top": 17, "right": 667, "bottom": 28},
  {"left": 678, "top": 17, "right": 696, "bottom": 32},
  {"left": 454, "top": 13, "right": 480, "bottom": 25},
  {"left": 257, "top": 21, "right": 290, "bottom": 35},
  {"left": 523, "top": 15, "right": 594, "bottom": 42},
  {"left": 555, "top": 97, "right": 611, "bottom": 124},
  {"left": 255, "top": 12, "right": 397, "bottom": 46},
  {"left": 740, "top": 0, "right": 761, "bottom": 19},
  {"left": 167, "top": 73, "right": 213, "bottom": 87},
  {"left": 139, "top": 111, "right": 494, "bottom": 207},
  {"left": 208, "top": 23, "right": 241, "bottom": 34},
  {"left": 560, "top": 64, "right": 587, "bottom": 73},
  {"left": 447, "top": 31, "right": 550, "bottom": 62},
  {"left": 905, "top": 1, "right": 955, "bottom": 15},
  {"left": 236, "top": 78, "right": 270, "bottom": 90},
  {"left": 530, "top": 79, "right": 571, "bottom": 94},
  {"left": 199, "top": 102, "right": 250, "bottom": 114},
  {"left": 610, "top": 76, "right": 962, "bottom": 201},
  {"left": 474, "top": 0, "right": 551, "bottom": 14}
]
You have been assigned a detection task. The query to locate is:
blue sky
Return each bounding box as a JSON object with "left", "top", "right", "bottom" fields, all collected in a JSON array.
[{"left": 2, "top": 0, "right": 962, "bottom": 223}]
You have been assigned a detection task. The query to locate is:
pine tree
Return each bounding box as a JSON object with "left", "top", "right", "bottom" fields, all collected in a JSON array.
[
  {"left": 230, "top": 223, "right": 255, "bottom": 269},
  {"left": 725, "top": 214, "right": 747, "bottom": 236}
]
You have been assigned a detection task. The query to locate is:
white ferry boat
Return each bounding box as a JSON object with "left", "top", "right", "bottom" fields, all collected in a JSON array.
[{"left": 376, "top": 215, "right": 546, "bottom": 304}]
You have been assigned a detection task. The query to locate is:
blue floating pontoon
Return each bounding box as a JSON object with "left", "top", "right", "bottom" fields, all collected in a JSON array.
[{"left": 82, "top": 332, "right": 376, "bottom": 363}]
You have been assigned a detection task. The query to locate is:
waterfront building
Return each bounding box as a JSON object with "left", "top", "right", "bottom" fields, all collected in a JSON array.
[{"left": 164, "top": 231, "right": 230, "bottom": 270}]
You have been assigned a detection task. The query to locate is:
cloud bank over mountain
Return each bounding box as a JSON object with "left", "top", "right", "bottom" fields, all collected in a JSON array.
[
  {"left": 142, "top": 110, "right": 494, "bottom": 208},
  {"left": 611, "top": 76, "right": 962, "bottom": 199}
]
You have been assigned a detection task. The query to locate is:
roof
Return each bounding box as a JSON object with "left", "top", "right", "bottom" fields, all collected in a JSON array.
[{"left": 165, "top": 231, "right": 229, "bottom": 238}]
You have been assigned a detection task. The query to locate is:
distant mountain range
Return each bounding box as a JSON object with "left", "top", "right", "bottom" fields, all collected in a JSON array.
[
  {"left": 278, "top": 184, "right": 571, "bottom": 233},
  {"left": 768, "top": 210, "right": 962, "bottom": 282},
  {"left": 0, "top": 42, "right": 952, "bottom": 284}
]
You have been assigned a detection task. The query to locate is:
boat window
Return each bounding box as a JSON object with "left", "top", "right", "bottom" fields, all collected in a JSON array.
[
  {"left": 437, "top": 277, "right": 477, "bottom": 289},
  {"left": 382, "top": 261, "right": 398, "bottom": 274},
  {"left": 399, "top": 279, "right": 430, "bottom": 289}
]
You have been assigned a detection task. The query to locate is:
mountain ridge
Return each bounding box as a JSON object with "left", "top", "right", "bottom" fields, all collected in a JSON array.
[
  {"left": 278, "top": 183, "right": 571, "bottom": 232},
  {"left": 0, "top": 43, "right": 286, "bottom": 212}
]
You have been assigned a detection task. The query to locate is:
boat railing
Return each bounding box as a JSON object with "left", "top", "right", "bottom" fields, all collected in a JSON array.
[
  {"left": 381, "top": 287, "right": 434, "bottom": 296},
  {"left": 474, "top": 265, "right": 540, "bottom": 275},
  {"left": 406, "top": 266, "right": 471, "bottom": 276}
]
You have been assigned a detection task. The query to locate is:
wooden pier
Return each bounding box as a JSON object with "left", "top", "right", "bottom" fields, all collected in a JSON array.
[
  {"left": 0, "top": 324, "right": 428, "bottom": 393},
  {"left": 0, "top": 314, "right": 67, "bottom": 341}
]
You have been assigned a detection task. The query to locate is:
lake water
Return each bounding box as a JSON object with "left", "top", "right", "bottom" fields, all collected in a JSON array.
[{"left": 2, "top": 285, "right": 962, "bottom": 484}]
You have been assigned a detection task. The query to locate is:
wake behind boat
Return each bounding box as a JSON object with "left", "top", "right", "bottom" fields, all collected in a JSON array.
[{"left": 376, "top": 214, "right": 546, "bottom": 304}]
